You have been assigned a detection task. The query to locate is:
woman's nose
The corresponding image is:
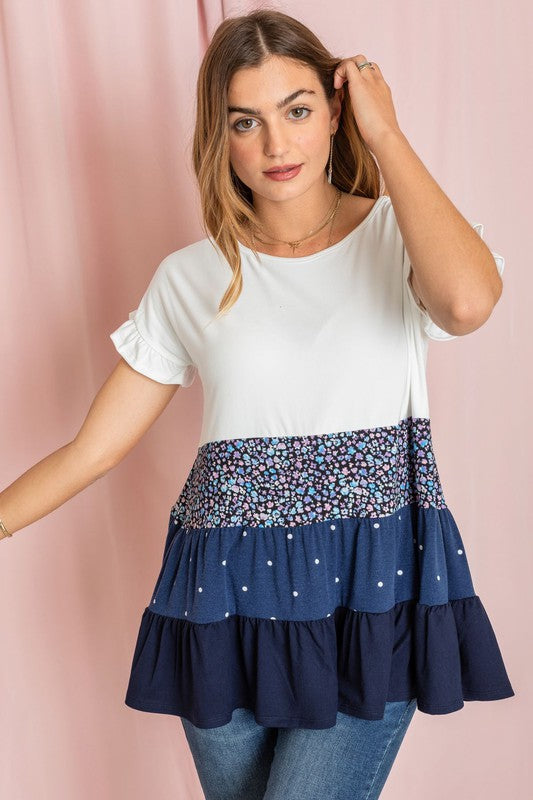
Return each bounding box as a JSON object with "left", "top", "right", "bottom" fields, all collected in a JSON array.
[{"left": 263, "top": 126, "right": 290, "bottom": 157}]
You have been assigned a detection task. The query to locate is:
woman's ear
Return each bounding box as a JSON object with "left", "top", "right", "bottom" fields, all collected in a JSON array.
[{"left": 331, "top": 87, "right": 344, "bottom": 128}]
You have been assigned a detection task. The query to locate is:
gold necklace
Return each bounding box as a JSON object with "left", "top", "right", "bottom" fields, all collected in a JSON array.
[{"left": 250, "top": 188, "right": 343, "bottom": 255}]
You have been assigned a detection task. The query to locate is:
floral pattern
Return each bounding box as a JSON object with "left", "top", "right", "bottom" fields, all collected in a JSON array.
[{"left": 170, "top": 416, "right": 446, "bottom": 528}]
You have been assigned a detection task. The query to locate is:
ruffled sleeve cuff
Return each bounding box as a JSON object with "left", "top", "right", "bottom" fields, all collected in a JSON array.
[{"left": 109, "top": 312, "right": 197, "bottom": 387}]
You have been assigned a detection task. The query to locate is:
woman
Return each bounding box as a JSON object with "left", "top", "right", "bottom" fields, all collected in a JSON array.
[{"left": 0, "top": 8, "right": 514, "bottom": 800}]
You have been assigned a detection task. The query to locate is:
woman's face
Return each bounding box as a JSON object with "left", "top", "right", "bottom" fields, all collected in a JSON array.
[{"left": 227, "top": 56, "right": 341, "bottom": 202}]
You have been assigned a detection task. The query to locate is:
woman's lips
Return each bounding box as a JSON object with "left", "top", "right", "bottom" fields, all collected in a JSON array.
[{"left": 263, "top": 164, "right": 302, "bottom": 181}]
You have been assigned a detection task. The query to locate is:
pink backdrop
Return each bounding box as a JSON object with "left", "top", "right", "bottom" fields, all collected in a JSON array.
[{"left": 0, "top": 1, "right": 528, "bottom": 798}]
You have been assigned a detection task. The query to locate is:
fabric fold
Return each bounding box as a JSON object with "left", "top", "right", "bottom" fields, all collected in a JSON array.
[
  {"left": 124, "top": 595, "right": 514, "bottom": 729},
  {"left": 109, "top": 313, "right": 196, "bottom": 385}
]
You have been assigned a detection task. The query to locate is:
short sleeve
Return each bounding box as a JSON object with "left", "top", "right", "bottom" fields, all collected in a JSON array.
[
  {"left": 109, "top": 257, "right": 197, "bottom": 386},
  {"left": 403, "top": 221, "right": 505, "bottom": 341}
]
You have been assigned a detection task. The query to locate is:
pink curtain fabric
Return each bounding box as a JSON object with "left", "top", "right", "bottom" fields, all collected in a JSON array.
[{"left": 0, "top": 1, "right": 526, "bottom": 798}]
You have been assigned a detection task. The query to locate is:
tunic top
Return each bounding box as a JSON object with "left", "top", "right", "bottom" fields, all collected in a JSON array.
[{"left": 109, "top": 194, "right": 514, "bottom": 729}]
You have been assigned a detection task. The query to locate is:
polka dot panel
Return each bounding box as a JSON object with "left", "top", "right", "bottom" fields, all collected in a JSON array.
[{"left": 150, "top": 501, "right": 475, "bottom": 624}]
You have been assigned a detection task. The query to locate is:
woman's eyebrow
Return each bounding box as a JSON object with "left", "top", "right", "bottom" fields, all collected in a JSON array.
[{"left": 227, "top": 88, "right": 316, "bottom": 115}]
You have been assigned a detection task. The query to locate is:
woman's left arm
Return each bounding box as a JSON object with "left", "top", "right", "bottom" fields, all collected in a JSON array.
[
  {"left": 372, "top": 128, "right": 503, "bottom": 336},
  {"left": 334, "top": 56, "right": 503, "bottom": 337}
]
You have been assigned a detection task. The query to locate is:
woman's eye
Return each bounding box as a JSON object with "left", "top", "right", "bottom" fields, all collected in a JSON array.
[
  {"left": 233, "top": 106, "right": 312, "bottom": 132},
  {"left": 289, "top": 106, "right": 311, "bottom": 120}
]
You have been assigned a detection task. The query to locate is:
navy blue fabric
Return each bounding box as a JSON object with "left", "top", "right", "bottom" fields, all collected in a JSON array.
[
  {"left": 149, "top": 503, "right": 479, "bottom": 623},
  {"left": 124, "top": 594, "right": 513, "bottom": 728},
  {"left": 122, "top": 500, "right": 514, "bottom": 729}
]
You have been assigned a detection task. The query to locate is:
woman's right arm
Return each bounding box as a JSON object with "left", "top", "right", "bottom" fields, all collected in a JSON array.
[{"left": 0, "top": 357, "right": 181, "bottom": 538}]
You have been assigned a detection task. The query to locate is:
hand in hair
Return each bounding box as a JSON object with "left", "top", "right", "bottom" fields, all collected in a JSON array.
[{"left": 333, "top": 56, "right": 402, "bottom": 152}]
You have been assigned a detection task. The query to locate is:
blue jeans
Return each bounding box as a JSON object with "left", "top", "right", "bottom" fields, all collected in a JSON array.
[{"left": 180, "top": 699, "right": 417, "bottom": 800}]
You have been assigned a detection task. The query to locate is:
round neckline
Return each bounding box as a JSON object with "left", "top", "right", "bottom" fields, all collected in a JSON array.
[{"left": 237, "top": 194, "right": 389, "bottom": 264}]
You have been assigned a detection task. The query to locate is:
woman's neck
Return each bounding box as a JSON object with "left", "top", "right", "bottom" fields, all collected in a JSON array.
[{"left": 241, "top": 192, "right": 376, "bottom": 258}]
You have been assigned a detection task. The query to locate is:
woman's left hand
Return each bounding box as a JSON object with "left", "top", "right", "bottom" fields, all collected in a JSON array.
[{"left": 333, "top": 56, "right": 402, "bottom": 152}]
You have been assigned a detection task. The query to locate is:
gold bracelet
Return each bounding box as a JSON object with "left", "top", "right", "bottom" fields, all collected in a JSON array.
[{"left": 0, "top": 517, "right": 12, "bottom": 538}]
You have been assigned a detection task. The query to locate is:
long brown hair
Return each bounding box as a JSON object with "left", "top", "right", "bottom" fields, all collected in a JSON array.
[{"left": 191, "top": 7, "right": 385, "bottom": 318}]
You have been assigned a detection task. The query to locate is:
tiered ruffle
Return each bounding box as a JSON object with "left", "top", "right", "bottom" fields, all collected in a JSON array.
[
  {"left": 125, "top": 592, "right": 513, "bottom": 728},
  {"left": 123, "top": 418, "right": 514, "bottom": 728}
]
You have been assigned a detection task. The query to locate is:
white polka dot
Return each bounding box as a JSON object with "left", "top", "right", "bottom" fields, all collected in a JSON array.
[
  {"left": 198, "top": 587, "right": 203, "bottom": 592},
  {"left": 398, "top": 515, "right": 401, "bottom": 520},
  {"left": 315, "top": 558, "right": 320, "bottom": 564},
  {"left": 397, "top": 569, "right": 403, "bottom": 575},
  {"left": 242, "top": 531, "right": 247, "bottom": 536},
  {"left": 287, "top": 533, "right": 293, "bottom": 539},
  {"left": 270, "top": 616, "right": 276, "bottom": 620},
  {"left": 330, "top": 524, "right": 336, "bottom": 530},
  {"left": 152, "top": 599, "right": 156, "bottom": 604},
  {"left": 377, "top": 581, "right": 384, "bottom": 587},
  {"left": 242, "top": 586, "right": 248, "bottom": 591},
  {"left": 190, "top": 557, "right": 192, "bottom": 562},
  {"left": 293, "top": 590, "right": 298, "bottom": 597},
  {"left": 437, "top": 575, "right": 441, "bottom": 580},
  {"left": 335, "top": 576, "right": 340, "bottom": 583},
  {"left": 457, "top": 549, "right": 463, "bottom": 555},
  {"left": 373, "top": 523, "right": 380, "bottom": 528},
  {"left": 326, "top": 613, "right": 331, "bottom": 617},
  {"left": 267, "top": 560, "right": 273, "bottom": 566},
  {"left": 184, "top": 610, "right": 188, "bottom": 616},
  {"left": 419, "top": 544, "right": 424, "bottom": 550}
]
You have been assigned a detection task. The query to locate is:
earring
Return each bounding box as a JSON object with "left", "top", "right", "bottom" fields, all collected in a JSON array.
[{"left": 327, "top": 132, "right": 335, "bottom": 184}]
